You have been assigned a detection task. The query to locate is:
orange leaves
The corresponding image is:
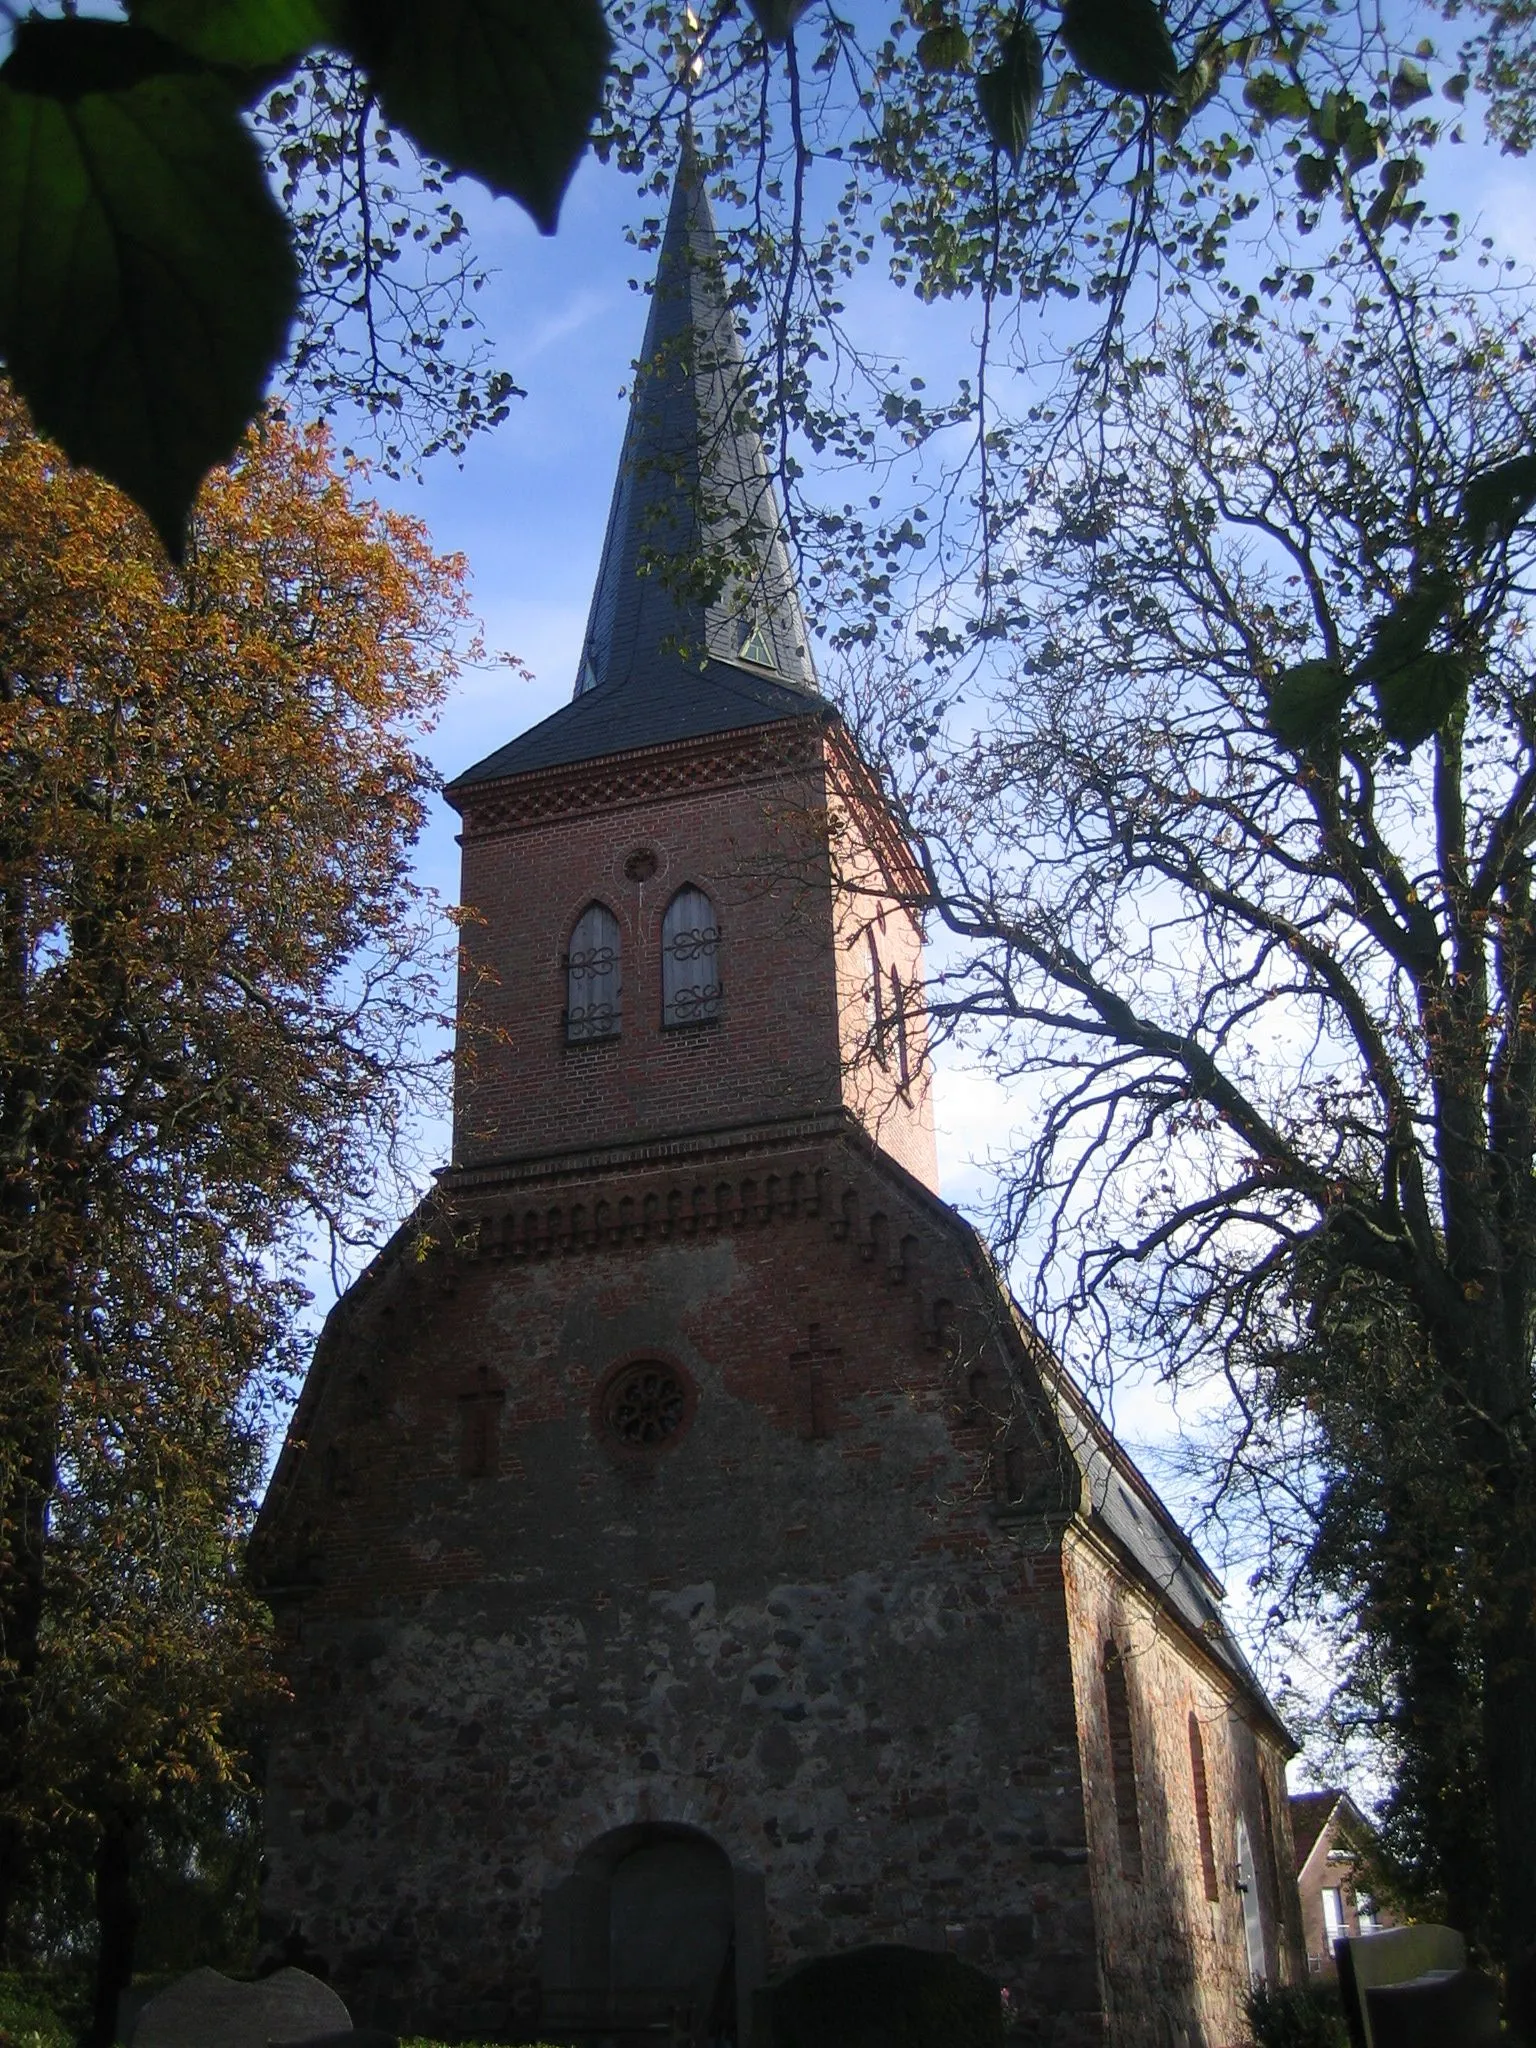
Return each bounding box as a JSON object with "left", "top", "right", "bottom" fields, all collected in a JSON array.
[{"left": 0, "top": 386, "right": 469, "bottom": 1869}]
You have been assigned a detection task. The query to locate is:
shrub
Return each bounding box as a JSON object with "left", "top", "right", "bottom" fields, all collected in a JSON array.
[
  {"left": 0, "top": 1974, "right": 73, "bottom": 2048},
  {"left": 1245, "top": 1980, "right": 1350, "bottom": 2048}
]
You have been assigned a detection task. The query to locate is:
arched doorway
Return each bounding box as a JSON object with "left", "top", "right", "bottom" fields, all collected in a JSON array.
[{"left": 542, "top": 1824, "right": 749, "bottom": 2047}]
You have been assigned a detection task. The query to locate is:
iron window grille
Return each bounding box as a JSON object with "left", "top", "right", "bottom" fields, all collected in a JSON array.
[
  {"left": 566, "top": 902, "right": 622, "bottom": 1042},
  {"left": 662, "top": 886, "right": 722, "bottom": 1027}
]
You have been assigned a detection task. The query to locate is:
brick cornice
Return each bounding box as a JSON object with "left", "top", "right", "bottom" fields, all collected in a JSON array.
[
  {"left": 448, "top": 715, "right": 827, "bottom": 840},
  {"left": 440, "top": 1108, "right": 855, "bottom": 1196}
]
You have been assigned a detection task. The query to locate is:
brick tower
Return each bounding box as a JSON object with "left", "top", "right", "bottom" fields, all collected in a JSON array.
[{"left": 254, "top": 148, "right": 1302, "bottom": 2048}]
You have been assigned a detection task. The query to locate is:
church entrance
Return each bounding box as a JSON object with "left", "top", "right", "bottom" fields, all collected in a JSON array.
[{"left": 541, "top": 1824, "right": 740, "bottom": 2048}]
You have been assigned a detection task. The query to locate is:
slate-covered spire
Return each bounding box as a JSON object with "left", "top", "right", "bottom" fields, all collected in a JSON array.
[
  {"left": 574, "top": 134, "right": 817, "bottom": 700},
  {"left": 447, "top": 140, "right": 825, "bottom": 795}
]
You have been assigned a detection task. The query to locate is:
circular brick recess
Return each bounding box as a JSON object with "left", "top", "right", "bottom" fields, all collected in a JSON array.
[{"left": 595, "top": 1357, "right": 696, "bottom": 1451}]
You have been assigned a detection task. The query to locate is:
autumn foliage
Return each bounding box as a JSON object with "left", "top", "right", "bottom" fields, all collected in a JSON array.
[{"left": 0, "top": 394, "right": 470, "bottom": 1997}]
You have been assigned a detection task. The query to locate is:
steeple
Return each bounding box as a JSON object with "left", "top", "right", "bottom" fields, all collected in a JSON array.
[
  {"left": 449, "top": 139, "right": 821, "bottom": 793},
  {"left": 576, "top": 131, "right": 817, "bottom": 700}
]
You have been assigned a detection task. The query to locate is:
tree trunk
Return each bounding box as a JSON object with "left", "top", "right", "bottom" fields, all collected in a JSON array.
[
  {"left": 0, "top": 1396, "right": 61, "bottom": 1958},
  {"left": 88, "top": 1807, "right": 141, "bottom": 2048},
  {"left": 1482, "top": 1524, "right": 1536, "bottom": 2039}
]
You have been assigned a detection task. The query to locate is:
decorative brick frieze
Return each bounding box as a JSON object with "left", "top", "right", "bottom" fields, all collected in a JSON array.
[{"left": 452, "top": 721, "right": 825, "bottom": 841}]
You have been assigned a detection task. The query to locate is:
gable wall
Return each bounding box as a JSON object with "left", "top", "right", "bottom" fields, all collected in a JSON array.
[{"left": 256, "top": 1140, "right": 1102, "bottom": 2044}]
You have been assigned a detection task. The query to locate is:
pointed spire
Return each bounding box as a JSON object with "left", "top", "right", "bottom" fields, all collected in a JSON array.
[{"left": 573, "top": 138, "right": 818, "bottom": 701}]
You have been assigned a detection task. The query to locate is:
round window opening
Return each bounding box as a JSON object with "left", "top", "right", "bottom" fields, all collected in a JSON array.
[{"left": 601, "top": 1360, "right": 690, "bottom": 1448}]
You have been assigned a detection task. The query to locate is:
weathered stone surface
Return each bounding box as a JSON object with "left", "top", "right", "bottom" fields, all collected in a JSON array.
[
  {"left": 1063, "top": 1530, "right": 1306, "bottom": 2048},
  {"left": 131, "top": 1967, "right": 349, "bottom": 2048}
]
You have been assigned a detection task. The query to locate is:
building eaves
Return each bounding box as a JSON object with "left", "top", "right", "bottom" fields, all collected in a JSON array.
[{"left": 446, "top": 656, "right": 829, "bottom": 796}]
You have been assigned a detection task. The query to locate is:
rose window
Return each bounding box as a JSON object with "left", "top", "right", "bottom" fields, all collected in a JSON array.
[{"left": 602, "top": 1361, "right": 689, "bottom": 1446}]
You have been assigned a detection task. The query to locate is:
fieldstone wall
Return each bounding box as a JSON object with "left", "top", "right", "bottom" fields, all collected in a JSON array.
[{"left": 256, "top": 1135, "right": 1102, "bottom": 2044}]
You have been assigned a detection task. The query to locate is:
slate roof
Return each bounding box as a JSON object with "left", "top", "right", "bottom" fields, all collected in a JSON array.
[
  {"left": 448, "top": 655, "right": 827, "bottom": 786},
  {"left": 1045, "top": 1367, "right": 1283, "bottom": 1721},
  {"left": 449, "top": 134, "right": 822, "bottom": 797}
]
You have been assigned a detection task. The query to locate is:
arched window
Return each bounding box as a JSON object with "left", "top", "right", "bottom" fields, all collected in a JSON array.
[
  {"left": 1189, "top": 1713, "right": 1220, "bottom": 1901},
  {"left": 1103, "top": 1643, "right": 1143, "bottom": 1880},
  {"left": 663, "top": 887, "right": 722, "bottom": 1027},
  {"left": 567, "top": 902, "right": 621, "bottom": 1042},
  {"left": 890, "top": 967, "right": 911, "bottom": 1086}
]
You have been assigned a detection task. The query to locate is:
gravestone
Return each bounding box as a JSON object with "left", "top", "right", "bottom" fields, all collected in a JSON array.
[
  {"left": 131, "top": 1966, "right": 351, "bottom": 2048},
  {"left": 755, "top": 1944, "right": 1005, "bottom": 2048}
]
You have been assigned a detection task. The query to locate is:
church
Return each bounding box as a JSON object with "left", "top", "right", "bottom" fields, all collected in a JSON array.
[{"left": 251, "top": 145, "right": 1304, "bottom": 2048}]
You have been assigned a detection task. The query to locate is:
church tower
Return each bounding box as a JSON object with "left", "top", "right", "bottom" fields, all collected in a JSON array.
[
  {"left": 254, "top": 149, "right": 1302, "bottom": 2048},
  {"left": 447, "top": 146, "right": 937, "bottom": 1194}
]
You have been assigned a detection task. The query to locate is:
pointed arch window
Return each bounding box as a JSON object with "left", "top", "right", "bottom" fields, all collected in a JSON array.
[
  {"left": 663, "top": 886, "right": 722, "bottom": 1027},
  {"left": 739, "top": 619, "right": 777, "bottom": 669},
  {"left": 1103, "top": 1642, "right": 1143, "bottom": 1881},
  {"left": 566, "top": 903, "right": 621, "bottom": 1042},
  {"left": 1189, "top": 1713, "right": 1220, "bottom": 1901}
]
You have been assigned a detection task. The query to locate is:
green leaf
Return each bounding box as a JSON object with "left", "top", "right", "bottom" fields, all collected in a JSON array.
[
  {"left": 1365, "top": 158, "right": 1421, "bottom": 236},
  {"left": 1061, "top": 0, "right": 1179, "bottom": 97},
  {"left": 1294, "top": 153, "right": 1332, "bottom": 199},
  {"left": 129, "top": 0, "right": 331, "bottom": 69},
  {"left": 1372, "top": 651, "right": 1467, "bottom": 748},
  {"left": 977, "top": 21, "right": 1045, "bottom": 165},
  {"left": 1463, "top": 452, "right": 1536, "bottom": 547},
  {"left": 917, "top": 22, "right": 974, "bottom": 73},
  {"left": 1, "top": 14, "right": 199, "bottom": 94},
  {"left": 746, "top": 0, "right": 815, "bottom": 43},
  {"left": 1243, "top": 71, "right": 1309, "bottom": 121},
  {"left": 0, "top": 17, "right": 298, "bottom": 560},
  {"left": 1444, "top": 71, "right": 1469, "bottom": 103},
  {"left": 1264, "top": 659, "right": 1353, "bottom": 749},
  {"left": 1311, "top": 89, "right": 1381, "bottom": 168},
  {"left": 334, "top": 0, "right": 611, "bottom": 235},
  {"left": 1390, "top": 57, "right": 1432, "bottom": 109}
]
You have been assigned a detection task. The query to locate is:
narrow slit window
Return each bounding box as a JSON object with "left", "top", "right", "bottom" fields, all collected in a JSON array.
[
  {"left": 890, "top": 967, "right": 911, "bottom": 1087},
  {"left": 868, "top": 932, "right": 887, "bottom": 1061},
  {"left": 1189, "top": 1713, "right": 1220, "bottom": 1901},
  {"left": 567, "top": 902, "right": 621, "bottom": 1042},
  {"left": 1104, "top": 1643, "right": 1143, "bottom": 1880},
  {"left": 663, "top": 886, "right": 722, "bottom": 1027}
]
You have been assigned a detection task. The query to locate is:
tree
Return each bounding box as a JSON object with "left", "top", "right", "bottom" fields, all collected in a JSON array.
[
  {"left": 865, "top": 276, "right": 1536, "bottom": 1981},
  {"left": 0, "top": 0, "right": 612, "bottom": 555},
  {"left": 12, "top": 1204, "right": 282, "bottom": 2045},
  {"left": 0, "top": 393, "right": 470, "bottom": 1962},
  {"left": 0, "top": 0, "right": 1524, "bottom": 565}
]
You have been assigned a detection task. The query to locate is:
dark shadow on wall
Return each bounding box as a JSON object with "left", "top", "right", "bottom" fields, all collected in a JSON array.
[
  {"left": 541, "top": 1821, "right": 767, "bottom": 2047},
  {"left": 1097, "top": 1715, "right": 1207, "bottom": 2048}
]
